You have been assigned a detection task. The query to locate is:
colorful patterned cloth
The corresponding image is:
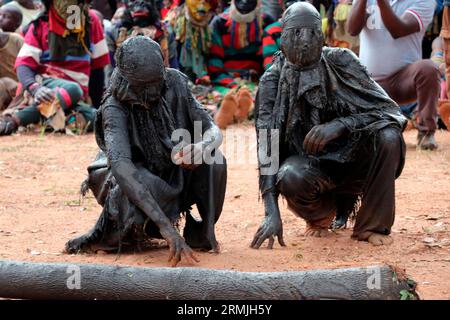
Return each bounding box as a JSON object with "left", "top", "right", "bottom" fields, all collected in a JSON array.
[
  {"left": 15, "top": 10, "right": 110, "bottom": 98},
  {"left": 207, "top": 8, "right": 273, "bottom": 88}
]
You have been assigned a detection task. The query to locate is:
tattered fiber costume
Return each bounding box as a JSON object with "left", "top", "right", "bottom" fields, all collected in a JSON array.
[
  {"left": 256, "top": 3, "right": 407, "bottom": 238},
  {"left": 66, "top": 38, "right": 227, "bottom": 253}
]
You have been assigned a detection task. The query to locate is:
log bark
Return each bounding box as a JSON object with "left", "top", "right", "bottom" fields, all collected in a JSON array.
[{"left": 0, "top": 260, "right": 418, "bottom": 300}]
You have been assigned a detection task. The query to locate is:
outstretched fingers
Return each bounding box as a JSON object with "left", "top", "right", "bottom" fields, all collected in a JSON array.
[
  {"left": 252, "top": 229, "right": 271, "bottom": 249},
  {"left": 267, "top": 236, "right": 274, "bottom": 249},
  {"left": 168, "top": 241, "right": 200, "bottom": 267},
  {"left": 182, "top": 247, "right": 200, "bottom": 264},
  {"left": 250, "top": 226, "right": 263, "bottom": 247},
  {"left": 168, "top": 240, "right": 176, "bottom": 263}
]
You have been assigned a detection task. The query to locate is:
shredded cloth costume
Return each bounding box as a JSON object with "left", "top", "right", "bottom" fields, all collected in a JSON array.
[
  {"left": 66, "top": 37, "right": 227, "bottom": 254},
  {"left": 256, "top": 3, "right": 407, "bottom": 240}
]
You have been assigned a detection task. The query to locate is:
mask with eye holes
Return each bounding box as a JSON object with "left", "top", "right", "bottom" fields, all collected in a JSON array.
[
  {"left": 112, "top": 36, "right": 166, "bottom": 108},
  {"left": 280, "top": 2, "right": 323, "bottom": 68}
]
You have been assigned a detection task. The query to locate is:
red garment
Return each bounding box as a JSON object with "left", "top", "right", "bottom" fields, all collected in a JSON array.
[{"left": 15, "top": 10, "right": 110, "bottom": 97}]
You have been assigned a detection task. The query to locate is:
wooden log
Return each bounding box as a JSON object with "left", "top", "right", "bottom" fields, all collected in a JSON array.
[{"left": 0, "top": 260, "right": 419, "bottom": 300}]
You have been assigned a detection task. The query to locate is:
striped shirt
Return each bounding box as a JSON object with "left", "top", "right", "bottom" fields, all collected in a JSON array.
[
  {"left": 262, "top": 20, "right": 282, "bottom": 70},
  {"left": 15, "top": 10, "right": 110, "bottom": 97},
  {"left": 207, "top": 11, "right": 273, "bottom": 88}
]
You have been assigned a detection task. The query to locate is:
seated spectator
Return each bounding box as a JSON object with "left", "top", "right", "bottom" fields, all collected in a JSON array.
[
  {"left": 0, "top": 30, "right": 23, "bottom": 110},
  {"left": 160, "top": 0, "right": 178, "bottom": 19},
  {"left": 168, "top": 0, "right": 217, "bottom": 82},
  {"left": 2, "top": 0, "right": 43, "bottom": 31},
  {"left": 207, "top": 0, "right": 274, "bottom": 89},
  {"left": 0, "top": 4, "right": 23, "bottom": 32},
  {"left": 348, "top": 0, "right": 439, "bottom": 150},
  {"left": 0, "top": 0, "right": 110, "bottom": 136},
  {"left": 262, "top": 0, "right": 283, "bottom": 20},
  {"left": 110, "top": 6, "right": 126, "bottom": 25},
  {"left": 106, "top": 0, "right": 170, "bottom": 67}
]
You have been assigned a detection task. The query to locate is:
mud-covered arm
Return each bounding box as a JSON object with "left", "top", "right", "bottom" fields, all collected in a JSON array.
[
  {"left": 102, "top": 104, "right": 179, "bottom": 240},
  {"left": 334, "top": 108, "right": 405, "bottom": 133},
  {"left": 251, "top": 60, "right": 286, "bottom": 250},
  {"left": 256, "top": 60, "right": 281, "bottom": 197}
]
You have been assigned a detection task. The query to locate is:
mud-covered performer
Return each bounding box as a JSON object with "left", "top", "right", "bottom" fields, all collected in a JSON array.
[
  {"left": 251, "top": 2, "right": 407, "bottom": 249},
  {"left": 66, "top": 36, "right": 227, "bottom": 267}
]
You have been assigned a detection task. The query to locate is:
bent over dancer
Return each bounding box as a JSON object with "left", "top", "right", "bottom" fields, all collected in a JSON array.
[{"left": 66, "top": 37, "right": 227, "bottom": 267}]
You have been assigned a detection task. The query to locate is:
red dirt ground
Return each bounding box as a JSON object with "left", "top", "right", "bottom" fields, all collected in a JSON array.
[{"left": 0, "top": 126, "right": 449, "bottom": 299}]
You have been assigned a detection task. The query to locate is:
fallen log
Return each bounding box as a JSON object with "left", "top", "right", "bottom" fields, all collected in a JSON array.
[{"left": 0, "top": 260, "right": 418, "bottom": 300}]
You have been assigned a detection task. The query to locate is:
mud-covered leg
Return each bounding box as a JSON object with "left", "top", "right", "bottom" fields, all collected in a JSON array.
[
  {"left": 183, "top": 154, "right": 227, "bottom": 252},
  {"left": 352, "top": 127, "right": 405, "bottom": 245},
  {"left": 277, "top": 155, "right": 336, "bottom": 237},
  {"left": 65, "top": 207, "right": 108, "bottom": 253}
]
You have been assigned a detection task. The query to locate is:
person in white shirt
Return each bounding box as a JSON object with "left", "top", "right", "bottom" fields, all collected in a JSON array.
[{"left": 348, "top": 0, "right": 439, "bottom": 150}]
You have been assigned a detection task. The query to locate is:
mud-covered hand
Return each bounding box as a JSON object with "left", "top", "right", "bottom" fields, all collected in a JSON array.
[
  {"left": 303, "top": 121, "right": 347, "bottom": 155},
  {"left": 166, "top": 232, "right": 200, "bottom": 267},
  {"left": 173, "top": 143, "right": 204, "bottom": 170},
  {"left": 30, "top": 85, "right": 55, "bottom": 104},
  {"left": 250, "top": 194, "right": 286, "bottom": 249}
]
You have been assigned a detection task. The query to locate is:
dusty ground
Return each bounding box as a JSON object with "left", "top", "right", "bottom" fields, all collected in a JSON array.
[{"left": 0, "top": 126, "right": 449, "bottom": 299}]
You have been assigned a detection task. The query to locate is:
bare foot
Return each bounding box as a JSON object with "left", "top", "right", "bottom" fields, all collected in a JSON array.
[
  {"left": 304, "top": 214, "right": 335, "bottom": 237},
  {"left": 305, "top": 222, "right": 329, "bottom": 237},
  {"left": 305, "top": 227, "right": 329, "bottom": 237},
  {"left": 367, "top": 233, "right": 393, "bottom": 246}
]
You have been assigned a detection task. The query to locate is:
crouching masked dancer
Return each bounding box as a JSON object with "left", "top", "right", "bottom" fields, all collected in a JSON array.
[
  {"left": 252, "top": 3, "right": 407, "bottom": 249},
  {"left": 66, "top": 37, "right": 227, "bottom": 267}
]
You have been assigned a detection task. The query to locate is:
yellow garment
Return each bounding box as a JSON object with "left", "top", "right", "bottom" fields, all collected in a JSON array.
[
  {"left": 322, "top": 18, "right": 328, "bottom": 34},
  {"left": 334, "top": 3, "right": 352, "bottom": 22},
  {"left": 332, "top": 3, "right": 360, "bottom": 54}
]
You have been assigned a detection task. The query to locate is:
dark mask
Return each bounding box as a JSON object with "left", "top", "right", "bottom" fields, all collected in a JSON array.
[
  {"left": 114, "top": 36, "right": 166, "bottom": 107},
  {"left": 234, "top": 0, "right": 258, "bottom": 14},
  {"left": 280, "top": 2, "right": 323, "bottom": 68},
  {"left": 281, "top": 28, "right": 323, "bottom": 68},
  {"left": 114, "top": 74, "right": 164, "bottom": 107},
  {"left": 127, "top": 0, "right": 158, "bottom": 27}
]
